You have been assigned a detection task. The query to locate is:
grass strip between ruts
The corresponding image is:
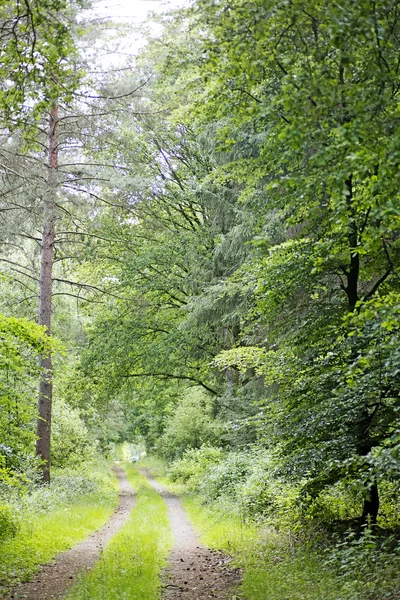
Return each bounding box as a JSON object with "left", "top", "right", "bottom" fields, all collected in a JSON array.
[
  {"left": 0, "top": 490, "right": 118, "bottom": 598},
  {"left": 66, "top": 464, "right": 173, "bottom": 600}
]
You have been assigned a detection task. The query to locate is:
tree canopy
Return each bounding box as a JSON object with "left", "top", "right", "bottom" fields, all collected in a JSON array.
[{"left": 1, "top": 0, "right": 400, "bottom": 528}]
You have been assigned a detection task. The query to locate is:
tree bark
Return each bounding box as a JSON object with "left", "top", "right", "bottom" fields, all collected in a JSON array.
[
  {"left": 345, "top": 176, "right": 360, "bottom": 312},
  {"left": 343, "top": 176, "right": 380, "bottom": 523},
  {"left": 361, "top": 481, "right": 379, "bottom": 526},
  {"left": 36, "top": 102, "right": 58, "bottom": 483}
]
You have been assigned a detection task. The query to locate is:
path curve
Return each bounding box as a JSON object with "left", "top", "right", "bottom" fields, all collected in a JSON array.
[
  {"left": 139, "top": 468, "right": 241, "bottom": 600},
  {"left": 5, "top": 465, "right": 135, "bottom": 600}
]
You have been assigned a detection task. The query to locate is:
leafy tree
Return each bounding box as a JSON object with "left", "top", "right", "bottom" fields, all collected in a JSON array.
[
  {"left": 0, "top": 314, "right": 56, "bottom": 487},
  {"left": 0, "top": 0, "right": 84, "bottom": 124},
  {"left": 193, "top": 0, "right": 400, "bottom": 522},
  {"left": 159, "top": 387, "right": 223, "bottom": 459}
]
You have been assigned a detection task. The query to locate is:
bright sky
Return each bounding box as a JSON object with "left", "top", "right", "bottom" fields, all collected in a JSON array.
[
  {"left": 92, "top": 0, "right": 188, "bottom": 24},
  {"left": 84, "top": 0, "right": 190, "bottom": 63}
]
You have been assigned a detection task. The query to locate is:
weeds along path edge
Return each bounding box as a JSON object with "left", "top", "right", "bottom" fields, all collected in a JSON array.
[{"left": 4, "top": 465, "right": 135, "bottom": 600}]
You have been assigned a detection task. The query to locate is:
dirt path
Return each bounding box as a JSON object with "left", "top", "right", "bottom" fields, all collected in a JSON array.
[
  {"left": 139, "top": 468, "right": 241, "bottom": 600},
  {"left": 5, "top": 465, "right": 135, "bottom": 600}
]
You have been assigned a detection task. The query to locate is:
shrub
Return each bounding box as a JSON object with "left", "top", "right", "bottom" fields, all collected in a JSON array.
[
  {"left": 51, "top": 400, "right": 97, "bottom": 468},
  {"left": 0, "top": 505, "right": 18, "bottom": 542},
  {"left": 17, "top": 458, "right": 116, "bottom": 516},
  {"left": 168, "top": 446, "right": 225, "bottom": 490},
  {"left": 325, "top": 528, "right": 400, "bottom": 599},
  {"left": 200, "top": 450, "right": 251, "bottom": 501}
]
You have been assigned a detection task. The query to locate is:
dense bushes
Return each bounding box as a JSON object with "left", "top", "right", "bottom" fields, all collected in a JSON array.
[
  {"left": 0, "top": 315, "right": 56, "bottom": 484},
  {"left": 168, "top": 445, "right": 400, "bottom": 535},
  {"left": 169, "top": 446, "right": 299, "bottom": 523},
  {"left": 169, "top": 446, "right": 225, "bottom": 490}
]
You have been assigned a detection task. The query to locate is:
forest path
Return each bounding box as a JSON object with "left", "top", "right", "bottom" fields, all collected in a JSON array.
[
  {"left": 5, "top": 465, "right": 135, "bottom": 600},
  {"left": 139, "top": 468, "right": 241, "bottom": 600}
]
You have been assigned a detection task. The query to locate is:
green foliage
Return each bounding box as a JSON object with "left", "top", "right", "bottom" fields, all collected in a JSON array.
[
  {"left": 168, "top": 447, "right": 395, "bottom": 532},
  {"left": 180, "top": 480, "right": 344, "bottom": 600},
  {"left": 0, "top": 505, "right": 18, "bottom": 543},
  {"left": 51, "top": 399, "right": 97, "bottom": 468},
  {"left": 3, "top": 7, "right": 400, "bottom": 597},
  {"left": 136, "top": 456, "right": 167, "bottom": 479},
  {"left": 198, "top": 451, "right": 251, "bottom": 502},
  {"left": 182, "top": 492, "right": 259, "bottom": 557},
  {"left": 325, "top": 529, "right": 400, "bottom": 600},
  {"left": 0, "top": 0, "right": 85, "bottom": 124},
  {"left": 158, "top": 388, "right": 223, "bottom": 459},
  {"left": 66, "top": 0, "right": 400, "bottom": 530},
  {"left": 162, "top": 466, "right": 400, "bottom": 600},
  {"left": 169, "top": 447, "right": 301, "bottom": 528},
  {"left": 0, "top": 314, "right": 59, "bottom": 486},
  {"left": 168, "top": 446, "right": 225, "bottom": 491}
]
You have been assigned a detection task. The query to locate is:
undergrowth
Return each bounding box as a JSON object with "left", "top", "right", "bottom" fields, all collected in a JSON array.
[
  {"left": 0, "top": 458, "right": 118, "bottom": 597},
  {"left": 66, "top": 463, "right": 172, "bottom": 600},
  {"left": 142, "top": 454, "right": 400, "bottom": 600}
]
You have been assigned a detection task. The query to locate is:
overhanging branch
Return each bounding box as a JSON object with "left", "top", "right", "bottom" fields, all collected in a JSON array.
[{"left": 121, "top": 372, "right": 219, "bottom": 395}]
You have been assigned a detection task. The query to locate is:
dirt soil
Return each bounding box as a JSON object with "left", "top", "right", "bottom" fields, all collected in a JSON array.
[
  {"left": 139, "top": 468, "right": 242, "bottom": 600},
  {"left": 5, "top": 465, "right": 135, "bottom": 600}
]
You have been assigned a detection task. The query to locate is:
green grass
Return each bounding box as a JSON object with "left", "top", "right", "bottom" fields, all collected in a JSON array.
[
  {"left": 164, "top": 488, "right": 345, "bottom": 600},
  {"left": 0, "top": 467, "right": 118, "bottom": 598},
  {"left": 242, "top": 545, "right": 342, "bottom": 600},
  {"left": 182, "top": 494, "right": 258, "bottom": 556},
  {"left": 137, "top": 456, "right": 187, "bottom": 496},
  {"left": 66, "top": 464, "right": 173, "bottom": 600},
  {"left": 136, "top": 455, "right": 167, "bottom": 477},
  {"left": 141, "top": 458, "right": 400, "bottom": 600},
  {"left": 180, "top": 492, "right": 400, "bottom": 600}
]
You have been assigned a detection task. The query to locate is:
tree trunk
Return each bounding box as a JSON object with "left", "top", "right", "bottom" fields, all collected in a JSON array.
[
  {"left": 342, "top": 175, "right": 380, "bottom": 523},
  {"left": 345, "top": 176, "right": 359, "bottom": 313},
  {"left": 36, "top": 102, "right": 58, "bottom": 483},
  {"left": 361, "top": 481, "right": 379, "bottom": 526}
]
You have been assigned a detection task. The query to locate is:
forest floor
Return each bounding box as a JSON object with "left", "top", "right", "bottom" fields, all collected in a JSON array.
[
  {"left": 139, "top": 467, "right": 241, "bottom": 600},
  {"left": 5, "top": 466, "right": 135, "bottom": 600},
  {"left": 4, "top": 465, "right": 241, "bottom": 600}
]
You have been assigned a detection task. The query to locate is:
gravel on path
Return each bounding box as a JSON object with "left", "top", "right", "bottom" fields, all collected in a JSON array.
[
  {"left": 139, "top": 468, "right": 242, "bottom": 600},
  {"left": 5, "top": 465, "right": 135, "bottom": 600}
]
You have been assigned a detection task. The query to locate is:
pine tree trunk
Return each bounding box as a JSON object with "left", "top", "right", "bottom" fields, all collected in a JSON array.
[{"left": 36, "top": 102, "right": 58, "bottom": 483}]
